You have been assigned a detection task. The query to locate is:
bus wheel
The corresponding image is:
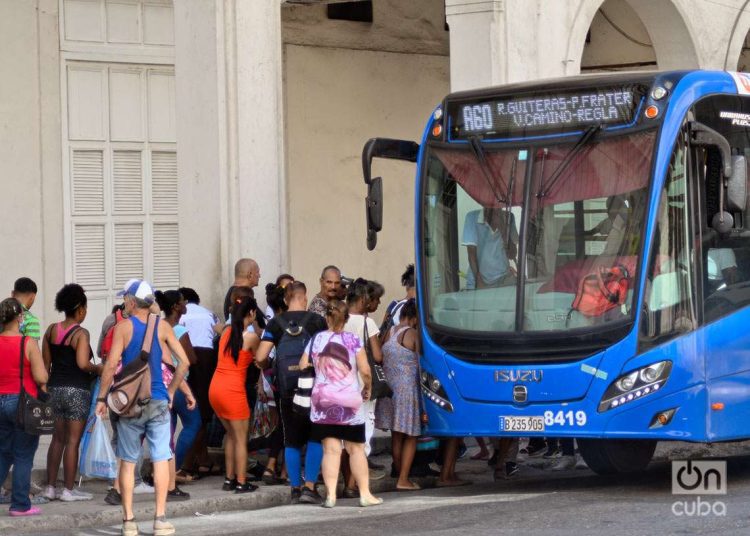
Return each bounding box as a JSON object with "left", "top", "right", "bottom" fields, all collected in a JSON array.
[{"left": 577, "top": 439, "right": 656, "bottom": 475}]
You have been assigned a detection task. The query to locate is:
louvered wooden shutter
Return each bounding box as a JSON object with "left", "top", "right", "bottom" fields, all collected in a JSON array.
[
  {"left": 113, "top": 223, "right": 144, "bottom": 287},
  {"left": 113, "top": 150, "right": 143, "bottom": 212},
  {"left": 71, "top": 150, "right": 104, "bottom": 214},
  {"left": 152, "top": 223, "right": 180, "bottom": 289},
  {"left": 73, "top": 224, "right": 106, "bottom": 289},
  {"left": 151, "top": 151, "right": 178, "bottom": 213}
]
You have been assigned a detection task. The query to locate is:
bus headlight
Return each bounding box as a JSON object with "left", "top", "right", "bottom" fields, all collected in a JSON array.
[
  {"left": 420, "top": 370, "right": 454, "bottom": 412},
  {"left": 616, "top": 371, "right": 638, "bottom": 392},
  {"left": 598, "top": 361, "right": 672, "bottom": 412}
]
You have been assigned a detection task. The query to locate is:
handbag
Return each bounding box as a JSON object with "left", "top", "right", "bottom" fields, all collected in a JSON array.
[
  {"left": 106, "top": 314, "right": 157, "bottom": 419},
  {"left": 571, "top": 265, "right": 629, "bottom": 317},
  {"left": 292, "top": 333, "right": 319, "bottom": 417},
  {"left": 16, "top": 336, "right": 55, "bottom": 435},
  {"left": 363, "top": 316, "right": 393, "bottom": 399}
]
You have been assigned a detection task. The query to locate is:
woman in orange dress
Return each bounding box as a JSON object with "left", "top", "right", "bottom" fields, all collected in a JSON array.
[{"left": 208, "top": 296, "right": 260, "bottom": 493}]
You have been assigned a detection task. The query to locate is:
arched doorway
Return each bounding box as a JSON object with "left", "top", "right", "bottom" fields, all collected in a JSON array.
[
  {"left": 581, "top": 0, "right": 655, "bottom": 72},
  {"left": 568, "top": 0, "right": 699, "bottom": 75}
]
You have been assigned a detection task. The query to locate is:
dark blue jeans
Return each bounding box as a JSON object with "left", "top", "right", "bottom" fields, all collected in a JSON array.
[
  {"left": 0, "top": 394, "right": 40, "bottom": 512},
  {"left": 170, "top": 391, "right": 201, "bottom": 469}
]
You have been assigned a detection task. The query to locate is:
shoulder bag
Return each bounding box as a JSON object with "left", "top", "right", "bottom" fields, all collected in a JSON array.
[
  {"left": 363, "top": 316, "right": 393, "bottom": 399},
  {"left": 292, "top": 332, "right": 319, "bottom": 417},
  {"left": 16, "top": 336, "right": 55, "bottom": 435},
  {"left": 106, "top": 314, "right": 157, "bottom": 419}
]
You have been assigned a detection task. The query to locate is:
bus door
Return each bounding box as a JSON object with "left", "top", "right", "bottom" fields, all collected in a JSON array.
[{"left": 690, "top": 95, "right": 750, "bottom": 441}]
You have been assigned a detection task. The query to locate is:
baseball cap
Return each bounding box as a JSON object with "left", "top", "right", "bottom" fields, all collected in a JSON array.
[{"left": 117, "top": 278, "right": 155, "bottom": 304}]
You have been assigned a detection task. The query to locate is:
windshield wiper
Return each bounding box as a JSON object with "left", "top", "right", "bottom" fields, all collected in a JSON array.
[
  {"left": 469, "top": 136, "right": 507, "bottom": 207},
  {"left": 536, "top": 124, "right": 602, "bottom": 200}
]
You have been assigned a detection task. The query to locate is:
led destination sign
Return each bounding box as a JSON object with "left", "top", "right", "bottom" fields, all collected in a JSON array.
[{"left": 447, "top": 87, "right": 641, "bottom": 140}]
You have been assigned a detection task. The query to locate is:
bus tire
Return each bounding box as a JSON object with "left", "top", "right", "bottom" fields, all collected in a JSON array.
[{"left": 577, "top": 439, "right": 656, "bottom": 475}]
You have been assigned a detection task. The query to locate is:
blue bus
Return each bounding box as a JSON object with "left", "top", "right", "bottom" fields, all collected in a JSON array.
[{"left": 361, "top": 70, "right": 750, "bottom": 474}]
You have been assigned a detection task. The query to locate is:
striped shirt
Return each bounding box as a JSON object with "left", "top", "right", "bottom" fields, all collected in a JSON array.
[{"left": 20, "top": 306, "right": 41, "bottom": 340}]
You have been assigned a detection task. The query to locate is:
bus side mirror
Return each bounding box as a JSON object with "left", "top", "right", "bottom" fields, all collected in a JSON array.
[
  {"left": 366, "top": 178, "right": 383, "bottom": 250},
  {"left": 361, "top": 138, "right": 419, "bottom": 251}
]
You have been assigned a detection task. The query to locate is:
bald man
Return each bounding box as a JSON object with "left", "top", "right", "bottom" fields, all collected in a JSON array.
[{"left": 223, "top": 258, "right": 261, "bottom": 320}]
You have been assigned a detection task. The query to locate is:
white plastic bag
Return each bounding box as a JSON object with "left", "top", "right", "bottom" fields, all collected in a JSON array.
[{"left": 80, "top": 415, "right": 117, "bottom": 479}]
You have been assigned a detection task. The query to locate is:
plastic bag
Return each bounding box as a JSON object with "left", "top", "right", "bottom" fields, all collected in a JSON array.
[
  {"left": 80, "top": 415, "right": 117, "bottom": 479},
  {"left": 249, "top": 398, "right": 277, "bottom": 439}
]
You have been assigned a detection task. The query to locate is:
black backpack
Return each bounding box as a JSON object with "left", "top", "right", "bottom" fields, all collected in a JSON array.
[
  {"left": 274, "top": 313, "right": 315, "bottom": 398},
  {"left": 378, "top": 300, "right": 404, "bottom": 345}
]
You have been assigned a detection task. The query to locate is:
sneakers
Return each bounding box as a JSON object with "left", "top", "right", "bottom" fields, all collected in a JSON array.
[
  {"left": 290, "top": 487, "right": 302, "bottom": 504},
  {"left": 221, "top": 478, "right": 237, "bottom": 491},
  {"left": 42, "top": 485, "right": 59, "bottom": 500},
  {"left": 9, "top": 506, "right": 41, "bottom": 517},
  {"left": 133, "top": 482, "right": 155, "bottom": 494},
  {"left": 153, "top": 516, "right": 175, "bottom": 536},
  {"left": 105, "top": 487, "right": 122, "bottom": 505},
  {"left": 521, "top": 443, "right": 546, "bottom": 458},
  {"left": 505, "top": 461, "right": 519, "bottom": 478},
  {"left": 298, "top": 487, "right": 323, "bottom": 504},
  {"left": 60, "top": 488, "right": 93, "bottom": 502},
  {"left": 368, "top": 468, "right": 386, "bottom": 481},
  {"left": 121, "top": 519, "right": 139, "bottom": 536},
  {"left": 166, "top": 486, "right": 190, "bottom": 501},
  {"left": 550, "top": 455, "right": 577, "bottom": 471}
]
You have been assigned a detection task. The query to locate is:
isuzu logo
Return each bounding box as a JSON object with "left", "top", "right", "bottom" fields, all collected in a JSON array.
[
  {"left": 513, "top": 385, "right": 528, "bottom": 403},
  {"left": 495, "top": 370, "right": 543, "bottom": 383}
]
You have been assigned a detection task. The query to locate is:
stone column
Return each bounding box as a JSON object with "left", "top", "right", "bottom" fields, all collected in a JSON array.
[
  {"left": 445, "top": 0, "right": 581, "bottom": 90},
  {"left": 174, "top": 0, "right": 286, "bottom": 309}
]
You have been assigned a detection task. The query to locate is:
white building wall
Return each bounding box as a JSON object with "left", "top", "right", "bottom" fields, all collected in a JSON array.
[{"left": 8, "top": 0, "right": 750, "bottom": 328}]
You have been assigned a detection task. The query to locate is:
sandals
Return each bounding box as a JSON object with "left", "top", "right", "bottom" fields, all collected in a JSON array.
[
  {"left": 261, "top": 470, "right": 285, "bottom": 485},
  {"left": 196, "top": 463, "right": 223, "bottom": 478},
  {"left": 175, "top": 469, "right": 199, "bottom": 483}
]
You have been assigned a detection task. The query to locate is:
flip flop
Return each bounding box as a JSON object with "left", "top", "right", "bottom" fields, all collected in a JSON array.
[
  {"left": 435, "top": 478, "right": 472, "bottom": 488},
  {"left": 395, "top": 483, "right": 421, "bottom": 491}
]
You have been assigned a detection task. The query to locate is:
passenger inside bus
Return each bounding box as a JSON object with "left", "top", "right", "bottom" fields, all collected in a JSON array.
[{"left": 462, "top": 207, "right": 519, "bottom": 289}]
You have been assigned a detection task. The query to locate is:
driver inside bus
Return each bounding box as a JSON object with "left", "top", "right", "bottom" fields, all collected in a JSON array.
[
  {"left": 584, "top": 194, "right": 632, "bottom": 257},
  {"left": 462, "top": 207, "right": 519, "bottom": 289}
]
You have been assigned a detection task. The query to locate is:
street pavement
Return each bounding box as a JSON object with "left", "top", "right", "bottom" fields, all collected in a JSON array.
[{"left": 10, "top": 440, "right": 750, "bottom": 536}]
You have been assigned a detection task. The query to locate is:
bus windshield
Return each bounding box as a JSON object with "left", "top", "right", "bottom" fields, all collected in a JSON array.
[{"left": 422, "top": 128, "right": 657, "bottom": 336}]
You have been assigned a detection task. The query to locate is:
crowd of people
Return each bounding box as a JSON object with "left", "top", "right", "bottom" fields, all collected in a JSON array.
[{"left": 0, "top": 266, "right": 581, "bottom": 534}]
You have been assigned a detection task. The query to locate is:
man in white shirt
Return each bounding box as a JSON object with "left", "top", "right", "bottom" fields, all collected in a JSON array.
[
  {"left": 178, "top": 287, "right": 218, "bottom": 349},
  {"left": 463, "top": 207, "right": 518, "bottom": 289}
]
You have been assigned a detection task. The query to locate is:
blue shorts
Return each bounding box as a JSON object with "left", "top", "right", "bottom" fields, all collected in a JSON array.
[{"left": 116, "top": 399, "right": 172, "bottom": 463}]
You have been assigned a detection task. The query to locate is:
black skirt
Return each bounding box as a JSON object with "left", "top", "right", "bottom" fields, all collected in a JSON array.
[{"left": 311, "top": 422, "right": 366, "bottom": 443}]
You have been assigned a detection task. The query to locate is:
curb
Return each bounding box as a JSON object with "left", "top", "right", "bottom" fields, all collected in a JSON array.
[{"left": 4, "top": 472, "right": 429, "bottom": 534}]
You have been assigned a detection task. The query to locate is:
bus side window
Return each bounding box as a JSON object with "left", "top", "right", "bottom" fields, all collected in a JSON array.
[
  {"left": 692, "top": 95, "right": 750, "bottom": 323},
  {"left": 640, "top": 134, "right": 697, "bottom": 349}
]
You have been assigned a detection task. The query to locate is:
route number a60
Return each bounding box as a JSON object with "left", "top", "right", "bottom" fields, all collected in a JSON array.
[{"left": 544, "top": 410, "right": 587, "bottom": 427}]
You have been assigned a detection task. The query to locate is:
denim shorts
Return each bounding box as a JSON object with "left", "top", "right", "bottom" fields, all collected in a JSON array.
[{"left": 116, "top": 399, "right": 172, "bottom": 463}]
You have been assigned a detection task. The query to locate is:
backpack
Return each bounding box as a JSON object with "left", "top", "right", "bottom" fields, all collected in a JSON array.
[
  {"left": 571, "top": 265, "right": 629, "bottom": 317},
  {"left": 378, "top": 299, "right": 403, "bottom": 345},
  {"left": 274, "top": 313, "right": 315, "bottom": 398},
  {"left": 101, "top": 308, "right": 125, "bottom": 361},
  {"left": 106, "top": 314, "right": 157, "bottom": 419}
]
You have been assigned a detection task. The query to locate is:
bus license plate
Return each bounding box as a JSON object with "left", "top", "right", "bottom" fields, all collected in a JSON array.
[{"left": 499, "top": 416, "right": 545, "bottom": 432}]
